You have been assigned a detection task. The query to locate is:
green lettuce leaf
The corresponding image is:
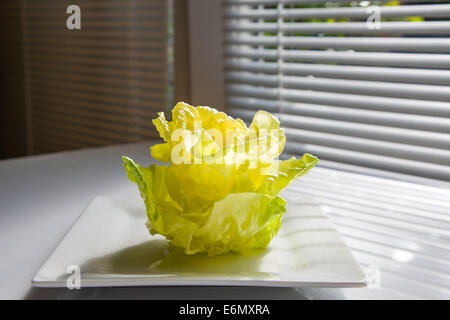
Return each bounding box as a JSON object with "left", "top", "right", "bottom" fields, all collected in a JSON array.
[
  {"left": 123, "top": 103, "right": 318, "bottom": 256},
  {"left": 122, "top": 156, "right": 287, "bottom": 256},
  {"left": 122, "top": 153, "right": 318, "bottom": 256}
]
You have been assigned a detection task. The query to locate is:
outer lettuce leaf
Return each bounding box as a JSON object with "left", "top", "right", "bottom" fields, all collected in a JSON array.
[
  {"left": 122, "top": 152, "right": 318, "bottom": 256},
  {"left": 195, "top": 193, "right": 286, "bottom": 256},
  {"left": 256, "top": 154, "right": 319, "bottom": 197}
]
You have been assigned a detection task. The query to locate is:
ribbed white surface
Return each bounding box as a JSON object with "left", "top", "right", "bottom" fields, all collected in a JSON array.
[{"left": 284, "top": 167, "right": 450, "bottom": 299}]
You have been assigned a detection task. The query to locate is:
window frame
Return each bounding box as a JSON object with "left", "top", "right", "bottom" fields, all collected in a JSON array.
[{"left": 175, "top": 0, "right": 226, "bottom": 110}]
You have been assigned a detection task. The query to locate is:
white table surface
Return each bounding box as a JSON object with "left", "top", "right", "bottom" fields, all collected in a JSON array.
[{"left": 1, "top": 141, "right": 449, "bottom": 300}]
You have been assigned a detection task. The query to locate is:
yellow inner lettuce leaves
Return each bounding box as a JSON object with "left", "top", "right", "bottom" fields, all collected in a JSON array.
[
  {"left": 123, "top": 102, "right": 318, "bottom": 256},
  {"left": 150, "top": 102, "right": 286, "bottom": 169}
]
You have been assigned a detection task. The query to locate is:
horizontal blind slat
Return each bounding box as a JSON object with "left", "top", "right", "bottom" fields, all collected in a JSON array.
[
  {"left": 37, "top": 101, "right": 155, "bottom": 126},
  {"left": 226, "top": 60, "right": 450, "bottom": 85},
  {"left": 225, "top": 0, "right": 438, "bottom": 5},
  {"left": 229, "top": 108, "right": 450, "bottom": 150},
  {"left": 29, "top": 88, "right": 163, "bottom": 117},
  {"left": 225, "top": 48, "right": 450, "bottom": 69},
  {"left": 33, "top": 114, "right": 128, "bottom": 143},
  {"left": 227, "top": 96, "right": 450, "bottom": 133},
  {"left": 284, "top": 141, "right": 450, "bottom": 181},
  {"left": 30, "top": 77, "right": 165, "bottom": 105},
  {"left": 226, "top": 35, "right": 450, "bottom": 52},
  {"left": 30, "top": 65, "right": 167, "bottom": 89},
  {"left": 284, "top": 128, "right": 450, "bottom": 166},
  {"left": 20, "top": 44, "right": 167, "bottom": 59},
  {"left": 16, "top": 29, "right": 166, "bottom": 40},
  {"left": 227, "top": 21, "right": 450, "bottom": 35},
  {"left": 21, "top": 0, "right": 165, "bottom": 10},
  {"left": 227, "top": 72, "right": 450, "bottom": 102},
  {"left": 225, "top": 4, "right": 450, "bottom": 19},
  {"left": 227, "top": 85, "right": 450, "bottom": 117}
]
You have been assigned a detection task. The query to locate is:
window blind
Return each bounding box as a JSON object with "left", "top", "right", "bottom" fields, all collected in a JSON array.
[
  {"left": 9, "top": 0, "right": 169, "bottom": 156},
  {"left": 0, "top": 1, "right": 28, "bottom": 158},
  {"left": 224, "top": 0, "right": 450, "bottom": 181}
]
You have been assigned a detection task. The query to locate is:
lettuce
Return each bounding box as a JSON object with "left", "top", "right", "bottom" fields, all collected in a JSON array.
[{"left": 123, "top": 102, "right": 318, "bottom": 256}]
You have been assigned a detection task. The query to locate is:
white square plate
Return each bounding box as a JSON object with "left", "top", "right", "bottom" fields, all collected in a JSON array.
[{"left": 32, "top": 195, "right": 366, "bottom": 288}]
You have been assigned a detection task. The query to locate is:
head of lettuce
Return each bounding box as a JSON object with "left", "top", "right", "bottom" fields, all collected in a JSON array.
[{"left": 122, "top": 102, "right": 318, "bottom": 256}]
